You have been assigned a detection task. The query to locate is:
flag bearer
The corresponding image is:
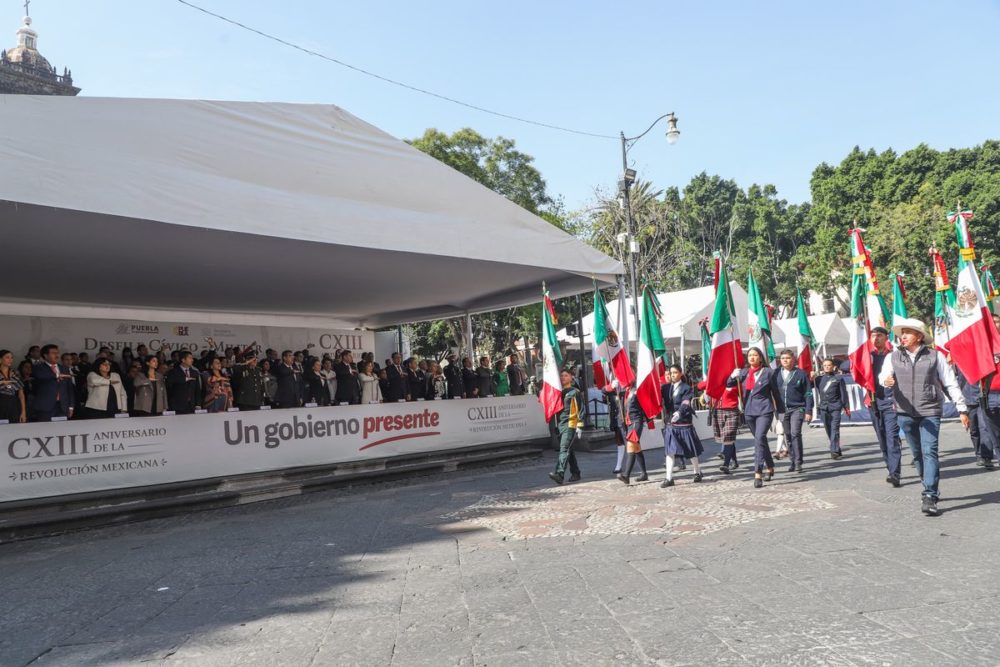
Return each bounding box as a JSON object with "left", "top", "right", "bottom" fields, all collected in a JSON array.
[
  {"left": 814, "top": 358, "right": 850, "bottom": 459},
  {"left": 870, "top": 326, "right": 903, "bottom": 487},
  {"left": 660, "top": 365, "right": 704, "bottom": 488},
  {"left": 879, "top": 318, "right": 969, "bottom": 516},
  {"left": 548, "top": 369, "right": 584, "bottom": 485},
  {"left": 728, "top": 347, "right": 780, "bottom": 489}
]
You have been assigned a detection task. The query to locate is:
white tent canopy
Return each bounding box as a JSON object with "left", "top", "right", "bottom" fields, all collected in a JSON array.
[
  {"left": 772, "top": 313, "right": 851, "bottom": 356},
  {"left": 558, "top": 282, "right": 750, "bottom": 356},
  {"left": 0, "top": 96, "right": 621, "bottom": 328}
]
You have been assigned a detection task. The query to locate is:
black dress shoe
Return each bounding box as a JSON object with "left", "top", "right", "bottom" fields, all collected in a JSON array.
[
  {"left": 886, "top": 475, "right": 901, "bottom": 487},
  {"left": 719, "top": 465, "right": 732, "bottom": 475},
  {"left": 753, "top": 477, "right": 763, "bottom": 489},
  {"left": 616, "top": 474, "right": 630, "bottom": 486},
  {"left": 764, "top": 469, "right": 774, "bottom": 482},
  {"left": 976, "top": 458, "right": 985, "bottom": 467},
  {"left": 692, "top": 473, "right": 703, "bottom": 483},
  {"left": 660, "top": 479, "right": 675, "bottom": 488},
  {"left": 717, "top": 453, "right": 725, "bottom": 460},
  {"left": 612, "top": 468, "right": 622, "bottom": 474},
  {"left": 569, "top": 474, "right": 581, "bottom": 482},
  {"left": 831, "top": 451, "right": 843, "bottom": 460},
  {"left": 635, "top": 474, "right": 648, "bottom": 482},
  {"left": 548, "top": 472, "right": 564, "bottom": 485},
  {"left": 984, "top": 459, "right": 996, "bottom": 470},
  {"left": 730, "top": 462, "right": 740, "bottom": 470},
  {"left": 788, "top": 464, "right": 798, "bottom": 473}
]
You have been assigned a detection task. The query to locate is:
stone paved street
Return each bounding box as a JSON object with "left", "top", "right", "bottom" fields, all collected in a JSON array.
[{"left": 3, "top": 422, "right": 1000, "bottom": 666}]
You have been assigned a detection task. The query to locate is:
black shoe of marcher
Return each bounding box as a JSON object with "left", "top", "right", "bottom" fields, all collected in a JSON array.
[
  {"left": 886, "top": 475, "right": 901, "bottom": 487},
  {"left": 831, "top": 451, "right": 843, "bottom": 460},
  {"left": 692, "top": 473, "right": 703, "bottom": 483},
  {"left": 731, "top": 462, "right": 740, "bottom": 470},
  {"left": 764, "top": 469, "right": 774, "bottom": 482},
  {"left": 612, "top": 468, "right": 622, "bottom": 474},
  {"left": 985, "top": 459, "right": 996, "bottom": 470},
  {"left": 635, "top": 474, "right": 648, "bottom": 482},
  {"left": 660, "top": 479, "right": 675, "bottom": 488},
  {"left": 753, "top": 477, "right": 763, "bottom": 489},
  {"left": 569, "top": 474, "right": 581, "bottom": 482},
  {"left": 976, "top": 458, "right": 985, "bottom": 467},
  {"left": 788, "top": 464, "right": 797, "bottom": 473},
  {"left": 921, "top": 497, "right": 940, "bottom": 516},
  {"left": 548, "top": 472, "right": 564, "bottom": 485},
  {"left": 717, "top": 453, "right": 725, "bottom": 460},
  {"left": 616, "top": 474, "right": 629, "bottom": 486},
  {"left": 719, "top": 465, "right": 732, "bottom": 475}
]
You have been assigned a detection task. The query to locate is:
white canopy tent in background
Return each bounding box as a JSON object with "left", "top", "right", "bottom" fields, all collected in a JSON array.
[
  {"left": 772, "top": 313, "right": 851, "bottom": 359},
  {"left": 0, "top": 96, "right": 621, "bottom": 328},
  {"left": 558, "top": 282, "right": 750, "bottom": 366}
]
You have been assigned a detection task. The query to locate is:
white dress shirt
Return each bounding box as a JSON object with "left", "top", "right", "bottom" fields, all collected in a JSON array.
[{"left": 877, "top": 346, "right": 967, "bottom": 412}]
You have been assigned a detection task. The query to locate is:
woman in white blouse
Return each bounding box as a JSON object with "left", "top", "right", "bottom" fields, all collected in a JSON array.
[
  {"left": 86, "top": 358, "right": 128, "bottom": 419},
  {"left": 359, "top": 361, "right": 382, "bottom": 404}
]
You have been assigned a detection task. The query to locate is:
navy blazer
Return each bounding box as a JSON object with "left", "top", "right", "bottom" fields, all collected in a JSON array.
[
  {"left": 771, "top": 368, "right": 814, "bottom": 413},
  {"left": 661, "top": 381, "right": 695, "bottom": 424},
  {"left": 728, "top": 366, "right": 779, "bottom": 417},
  {"left": 815, "top": 373, "right": 848, "bottom": 411},
  {"left": 32, "top": 361, "right": 75, "bottom": 416},
  {"left": 871, "top": 350, "right": 895, "bottom": 409}
]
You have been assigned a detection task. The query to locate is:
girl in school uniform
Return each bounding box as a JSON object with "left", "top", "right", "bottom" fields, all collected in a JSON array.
[
  {"left": 727, "top": 347, "right": 780, "bottom": 488},
  {"left": 660, "top": 365, "right": 704, "bottom": 488}
]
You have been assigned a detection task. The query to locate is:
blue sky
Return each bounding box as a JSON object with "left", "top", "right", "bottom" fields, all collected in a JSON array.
[{"left": 11, "top": 0, "right": 1000, "bottom": 210}]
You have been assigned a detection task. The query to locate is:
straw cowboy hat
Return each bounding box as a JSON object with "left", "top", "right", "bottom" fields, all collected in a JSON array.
[{"left": 892, "top": 316, "right": 928, "bottom": 340}]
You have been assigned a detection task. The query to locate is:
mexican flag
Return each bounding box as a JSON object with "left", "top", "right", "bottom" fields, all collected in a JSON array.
[
  {"left": 540, "top": 292, "right": 564, "bottom": 420},
  {"left": 941, "top": 215, "right": 1000, "bottom": 384},
  {"left": 700, "top": 319, "right": 711, "bottom": 378},
  {"left": 592, "top": 288, "right": 635, "bottom": 389},
  {"left": 705, "top": 261, "right": 744, "bottom": 400},
  {"left": 634, "top": 287, "right": 665, "bottom": 418},
  {"left": 847, "top": 271, "right": 874, "bottom": 392},
  {"left": 794, "top": 287, "right": 816, "bottom": 374},
  {"left": 891, "top": 273, "right": 908, "bottom": 326},
  {"left": 982, "top": 266, "right": 999, "bottom": 315},
  {"left": 931, "top": 248, "right": 955, "bottom": 351},
  {"left": 746, "top": 268, "right": 775, "bottom": 364}
]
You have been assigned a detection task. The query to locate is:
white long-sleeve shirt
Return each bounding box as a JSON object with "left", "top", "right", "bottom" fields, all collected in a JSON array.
[{"left": 877, "top": 347, "right": 968, "bottom": 413}]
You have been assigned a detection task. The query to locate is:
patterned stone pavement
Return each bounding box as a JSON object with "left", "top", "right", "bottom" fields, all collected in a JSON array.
[{"left": 2, "top": 422, "right": 1000, "bottom": 666}]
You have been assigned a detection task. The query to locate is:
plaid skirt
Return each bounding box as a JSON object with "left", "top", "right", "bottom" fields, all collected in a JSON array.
[{"left": 713, "top": 408, "right": 740, "bottom": 445}]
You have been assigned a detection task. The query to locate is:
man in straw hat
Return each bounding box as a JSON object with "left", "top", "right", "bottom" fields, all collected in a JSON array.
[{"left": 879, "top": 317, "right": 969, "bottom": 516}]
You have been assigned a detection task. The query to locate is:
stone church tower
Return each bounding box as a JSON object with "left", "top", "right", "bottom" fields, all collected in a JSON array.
[{"left": 0, "top": 6, "right": 79, "bottom": 95}]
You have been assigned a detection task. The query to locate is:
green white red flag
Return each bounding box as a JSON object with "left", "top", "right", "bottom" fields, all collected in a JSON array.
[
  {"left": 938, "top": 212, "right": 1000, "bottom": 384},
  {"left": 592, "top": 288, "right": 635, "bottom": 389},
  {"left": 847, "top": 230, "right": 875, "bottom": 392},
  {"left": 746, "top": 268, "right": 775, "bottom": 364},
  {"left": 794, "top": 287, "right": 816, "bottom": 374},
  {"left": 540, "top": 291, "right": 564, "bottom": 420},
  {"left": 891, "top": 273, "right": 909, "bottom": 327},
  {"left": 705, "top": 260, "right": 744, "bottom": 400},
  {"left": 634, "top": 286, "right": 665, "bottom": 418},
  {"left": 981, "top": 266, "right": 999, "bottom": 315}
]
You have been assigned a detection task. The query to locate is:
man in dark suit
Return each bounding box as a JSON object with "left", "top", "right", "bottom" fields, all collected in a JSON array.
[
  {"left": 815, "top": 357, "right": 850, "bottom": 460},
  {"left": 32, "top": 344, "right": 76, "bottom": 421},
  {"left": 771, "top": 349, "right": 814, "bottom": 473},
  {"left": 475, "top": 356, "right": 495, "bottom": 398},
  {"left": 165, "top": 350, "right": 203, "bottom": 414},
  {"left": 272, "top": 350, "right": 302, "bottom": 409},
  {"left": 462, "top": 357, "right": 478, "bottom": 398},
  {"left": 443, "top": 353, "right": 464, "bottom": 399},
  {"left": 507, "top": 354, "right": 527, "bottom": 396},
  {"left": 385, "top": 352, "right": 407, "bottom": 402},
  {"left": 334, "top": 350, "right": 361, "bottom": 404}
]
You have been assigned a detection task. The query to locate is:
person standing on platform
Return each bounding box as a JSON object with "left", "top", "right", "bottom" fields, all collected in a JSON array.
[
  {"left": 548, "top": 369, "right": 583, "bottom": 485},
  {"left": 385, "top": 352, "right": 407, "bottom": 402},
  {"left": 493, "top": 359, "right": 510, "bottom": 397},
  {"left": 404, "top": 357, "right": 424, "bottom": 401},
  {"left": 232, "top": 355, "right": 263, "bottom": 411},
  {"left": 462, "top": 356, "right": 478, "bottom": 398},
  {"left": 84, "top": 358, "right": 127, "bottom": 419},
  {"left": 443, "top": 353, "right": 464, "bottom": 399},
  {"left": 616, "top": 385, "right": 649, "bottom": 484},
  {"left": 476, "top": 356, "right": 496, "bottom": 398},
  {"left": 132, "top": 355, "right": 167, "bottom": 416},
  {"left": 728, "top": 347, "right": 779, "bottom": 489},
  {"left": 660, "top": 365, "right": 704, "bottom": 487},
  {"left": 814, "top": 358, "right": 850, "bottom": 459},
  {"left": 879, "top": 317, "right": 968, "bottom": 516},
  {"left": 334, "top": 351, "right": 361, "bottom": 405},
  {"left": 0, "top": 349, "right": 27, "bottom": 423},
  {"left": 870, "top": 327, "right": 903, "bottom": 487},
  {"left": 507, "top": 354, "right": 527, "bottom": 396},
  {"left": 271, "top": 350, "right": 301, "bottom": 409},
  {"left": 33, "top": 344, "right": 76, "bottom": 422},
  {"left": 771, "top": 349, "right": 814, "bottom": 473}
]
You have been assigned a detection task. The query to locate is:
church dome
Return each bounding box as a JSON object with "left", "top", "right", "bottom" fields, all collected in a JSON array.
[{"left": 5, "top": 16, "right": 54, "bottom": 74}]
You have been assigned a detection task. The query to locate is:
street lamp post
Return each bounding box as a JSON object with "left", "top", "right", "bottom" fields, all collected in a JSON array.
[{"left": 619, "top": 112, "right": 680, "bottom": 341}]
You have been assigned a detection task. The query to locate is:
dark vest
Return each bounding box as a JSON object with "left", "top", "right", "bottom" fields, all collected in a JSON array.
[{"left": 891, "top": 346, "right": 942, "bottom": 417}]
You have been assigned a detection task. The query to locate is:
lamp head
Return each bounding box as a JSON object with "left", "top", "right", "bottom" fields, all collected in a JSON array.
[{"left": 665, "top": 113, "right": 680, "bottom": 145}]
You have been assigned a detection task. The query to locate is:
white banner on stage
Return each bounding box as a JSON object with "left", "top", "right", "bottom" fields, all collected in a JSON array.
[
  {"left": 0, "top": 397, "right": 548, "bottom": 503},
  {"left": 0, "top": 315, "right": 375, "bottom": 358}
]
